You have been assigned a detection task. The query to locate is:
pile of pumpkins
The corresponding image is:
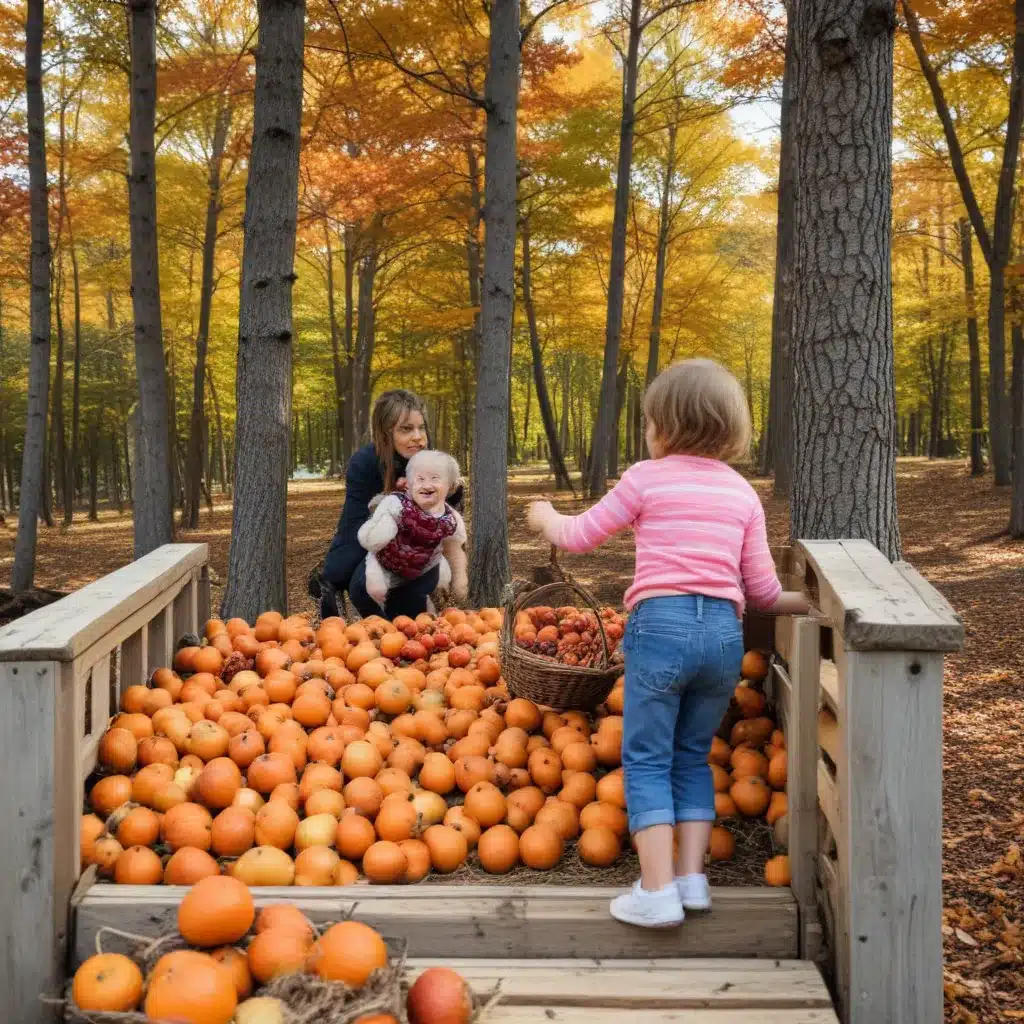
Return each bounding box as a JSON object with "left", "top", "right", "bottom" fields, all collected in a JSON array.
[
  {"left": 71, "top": 873, "right": 472, "bottom": 1023},
  {"left": 79, "top": 607, "right": 790, "bottom": 888}
]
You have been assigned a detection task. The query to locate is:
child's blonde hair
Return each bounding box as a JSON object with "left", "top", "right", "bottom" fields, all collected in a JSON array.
[{"left": 644, "top": 358, "right": 752, "bottom": 462}]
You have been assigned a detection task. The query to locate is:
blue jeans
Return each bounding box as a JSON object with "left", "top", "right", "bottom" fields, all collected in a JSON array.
[{"left": 621, "top": 595, "right": 744, "bottom": 834}]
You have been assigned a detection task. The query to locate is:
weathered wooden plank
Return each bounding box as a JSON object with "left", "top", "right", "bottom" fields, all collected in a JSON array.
[
  {"left": 405, "top": 958, "right": 835, "bottom": 1009},
  {"left": 197, "top": 564, "right": 211, "bottom": 626},
  {"left": 787, "top": 617, "right": 821, "bottom": 961},
  {"left": 73, "top": 884, "right": 800, "bottom": 966},
  {"left": 770, "top": 662, "right": 791, "bottom": 734},
  {"left": 797, "top": 539, "right": 962, "bottom": 652},
  {"left": 172, "top": 574, "right": 197, "bottom": 646},
  {"left": 120, "top": 627, "right": 148, "bottom": 693},
  {"left": 816, "top": 759, "right": 840, "bottom": 851},
  {"left": 146, "top": 604, "right": 174, "bottom": 678},
  {"left": 477, "top": 1009, "right": 839, "bottom": 1024},
  {"left": 817, "top": 708, "right": 838, "bottom": 765},
  {"left": 0, "top": 661, "right": 70, "bottom": 1024},
  {"left": 840, "top": 648, "right": 944, "bottom": 1024},
  {"left": 0, "top": 544, "right": 208, "bottom": 662},
  {"left": 819, "top": 659, "right": 838, "bottom": 712}
]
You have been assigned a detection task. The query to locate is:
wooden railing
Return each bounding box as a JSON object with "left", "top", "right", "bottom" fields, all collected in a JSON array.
[
  {"left": 0, "top": 539, "right": 963, "bottom": 1024},
  {"left": 0, "top": 544, "right": 209, "bottom": 1024},
  {"left": 771, "top": 540, "right": 963, "bottom": 1024}
]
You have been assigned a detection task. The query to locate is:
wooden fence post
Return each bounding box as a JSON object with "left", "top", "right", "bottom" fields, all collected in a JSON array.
[
  {"left": 0, "top": 544, "right": 208, "bottom": 1023},
  {"left": 796, "top": 540, "right": 963, "bottom": 1024}
]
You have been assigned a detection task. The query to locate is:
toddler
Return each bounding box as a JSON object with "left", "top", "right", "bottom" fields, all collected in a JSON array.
[
  {"left": 359, "top": 449, "right": 469, "bottom": 607},
  {"left": 528, "top": 358, "right": 808, "bottom": 928}
]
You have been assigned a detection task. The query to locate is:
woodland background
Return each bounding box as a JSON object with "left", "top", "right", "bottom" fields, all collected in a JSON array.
[{"left": 0, "top": 0, "right": 1019, "bottom": 603}]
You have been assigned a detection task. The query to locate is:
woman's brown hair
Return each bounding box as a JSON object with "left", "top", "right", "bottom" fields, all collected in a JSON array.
[{"left": 371, "top": 389, "right": 430, "bottom": 492}]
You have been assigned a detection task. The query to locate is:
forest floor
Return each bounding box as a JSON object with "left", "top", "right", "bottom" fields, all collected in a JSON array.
[{"left": 1, "top": 458, "right": 1022, "bottom": 1020}]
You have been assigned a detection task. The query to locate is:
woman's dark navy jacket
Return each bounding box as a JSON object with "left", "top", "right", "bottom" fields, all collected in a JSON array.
[{"left": 321, "top": 443, "right": 465, "bottom": 594}]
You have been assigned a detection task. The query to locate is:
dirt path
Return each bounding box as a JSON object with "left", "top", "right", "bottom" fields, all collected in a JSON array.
[{"left": 1, "top": 458, "right": 1022, "bottom": 1018}]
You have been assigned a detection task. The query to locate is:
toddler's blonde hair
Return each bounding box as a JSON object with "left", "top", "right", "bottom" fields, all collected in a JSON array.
[
  {"left": 406, "top": 449, "right": 463, "bottom": 495},
  {"left": 644, "top": 358, "right": 752, "bottom": 462}
]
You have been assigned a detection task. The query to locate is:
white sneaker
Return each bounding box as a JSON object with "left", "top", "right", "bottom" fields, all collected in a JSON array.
[
  {"left": 675, "top": 873, "right": 711, "bottom": 911},
  {"left": 609, "top": 881, "right": 684, "bottom": 928}
]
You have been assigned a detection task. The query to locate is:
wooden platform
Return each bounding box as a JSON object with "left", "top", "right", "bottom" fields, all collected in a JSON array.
[
  {"left": 73, "top": 882, "right": 800, "bottom": 966},
  {"left": 408, "top": 958, "right": 839, "bottom": 1022}
]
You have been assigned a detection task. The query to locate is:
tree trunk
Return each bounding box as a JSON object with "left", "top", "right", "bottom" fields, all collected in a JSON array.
[
  {"left": 521, "top": 219, "right": 572, "bottom": 490},
  {"left": 342, "top": 224, "right": 356, "bottom": 461},
  {"left": 560, "top": 356, "right": 570, "bottom": 456},
  {"left": 352, "top": 239, "right": 380, "bottom": 443},
  {"left": 222, "top": 0, "right": 305, "bottom": 619},
  {"left": 185, "top": 103, "right": 230, "bottom": 528},
  {"left": 207, "top": 365, "right": 229, "bottom": 496},
  {"left": 959, "top": 217, "right": 985, "bottom": 475},
  {"left": 468, "top": 0, "right": 518, "bottom": 607},
  {"left": 1012, "top": 318, "right": 1024, "bottom": 533},
  {"left": 789, "top": 0, "right": 901, "bottom": 561},
  {"left": 128, "top": 0, "right": 174, "bottom": 556},
  {"left": 69, "top": 219, "right": 83, "bottom": 512},
  {"left": 109, "top": 429, "right": 123, "bottom": 512},
  {"left": 12, "top": 0, "right": 52, "bottom": 593},
  {"left": 88, "top": 410, "right": 101, "bottom": 522},
  {"left": 765, "top": 14, "right": 796, "bottom": 496},
  {"left": 324, "top": 218, "right": 346, "bottom": 473},
  {"left": 643, "top": 119, "right": 677, "bottom": 412},
  {"left": 609, "top": 353, "right": 630, "bottom": 479},
  {"left": 587, "top": 0, "right": 642, "bottom": 497},
  {"left": 52, "top": 250, "right": 68, "bottom": 516}
]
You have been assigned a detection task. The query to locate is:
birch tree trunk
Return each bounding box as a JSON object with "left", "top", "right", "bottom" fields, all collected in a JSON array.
[
  {"left": 790, "top": 0, "right": 901, "bottom": 561},
  {"left": 468, "top": 0, "right": 518, "bottom": 607},
  {"left": 129, "top": 0, "right": 174, "bottom": 557},
  {"left": 11, "top": 0, "right": 52, "bottom": 593},
  {"left": 521, "top": 219, "right": 572, "bottom": 490},
  {"left": 185, "top": 104, "right": 230, "bottom": 528},
  {"left": 222, "top": 0, "right": 306, "bottom": 618},
  {"left": 587, "top": 0, "right": 641, "bottom": 497}
]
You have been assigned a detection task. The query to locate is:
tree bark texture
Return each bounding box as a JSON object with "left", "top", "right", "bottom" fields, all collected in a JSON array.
[
  {"left": 789, "top": 0, "right": 901, "bottom": 561},
  {"left": 764, "top": 13, "right": 796, "bottom": 495},
  {"left": 1011, "top": 318, "right": 1024, "bottom": 533},
  {"left": 324, "top": 218, "right": 346, "bottom": 473},
  {"left": 959, "top": 217, "right": 986, "bottom": 475},
  {"left": 468, "top": 0, "right": 518, "bottom": 607},
  {"left": 587, "top": 0, "right": 641, "bottom": 497},
  {"left": 185, "top": 104, "right": 230, "bottom": 528},
  {"left": 222, "top": 0, "right": 306, "bottom": 619},
  {"left": 128, "top": 0, "right": 174, "bottom": 557},
  {"left": 11, "top": 0, "right": 52, "bottom": 593},
  {"left": 521, "top": 220, "right": 573, "bottom": 490}
]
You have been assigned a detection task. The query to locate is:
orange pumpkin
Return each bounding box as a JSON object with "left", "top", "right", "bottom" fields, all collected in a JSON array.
[
  {"left": 247, "top": 928, "right": 312, "bottom": 984},
  {"left": 72, "top": 953, "right": 143, "bottom": 1012},
  {"left": 308, "top": 921, "right": 388, "bottom": 986},
  {"left": 177, "top": 875, "right": 255, "bottom": 947},
  {"left": 764, "top": 854, "right": 791, "bottom": 886},
  {"left": 145, "top": 950, "right": 237, "bottom": 1024}
]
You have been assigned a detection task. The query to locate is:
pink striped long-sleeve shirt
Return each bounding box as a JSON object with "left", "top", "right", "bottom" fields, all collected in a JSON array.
[{"left": 549, "top": 455, "right": 782, "bottom": 614}]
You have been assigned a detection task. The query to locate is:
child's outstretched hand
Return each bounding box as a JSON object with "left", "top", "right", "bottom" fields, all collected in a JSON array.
[{"left": 527, "top": 500, "right": 555, "bottom": 534}]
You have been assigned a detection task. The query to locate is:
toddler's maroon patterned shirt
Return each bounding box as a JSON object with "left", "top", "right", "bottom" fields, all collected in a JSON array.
[{"left": 377, "top": 493, "right": 458, "bottom": 579}]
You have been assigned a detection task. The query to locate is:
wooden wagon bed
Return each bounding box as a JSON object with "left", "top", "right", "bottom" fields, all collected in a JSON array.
[{"left": 1, "top": 541, "right": 962, "bottom": 1023}]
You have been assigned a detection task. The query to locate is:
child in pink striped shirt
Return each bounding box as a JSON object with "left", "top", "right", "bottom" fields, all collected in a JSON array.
[{"left": 528, "top": 359, "right": 808, "bottom": 928}]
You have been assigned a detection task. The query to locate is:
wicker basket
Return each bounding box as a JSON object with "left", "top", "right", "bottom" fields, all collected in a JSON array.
[{"left": 499, "top": 578, "right": 622, "bottom": 712}]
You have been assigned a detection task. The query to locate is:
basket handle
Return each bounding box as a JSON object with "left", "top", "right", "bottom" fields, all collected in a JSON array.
[{"left": 501, "top": 575, "right": 612, "bottom": 670}]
